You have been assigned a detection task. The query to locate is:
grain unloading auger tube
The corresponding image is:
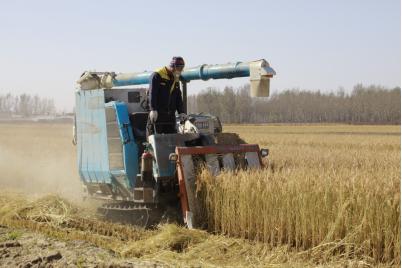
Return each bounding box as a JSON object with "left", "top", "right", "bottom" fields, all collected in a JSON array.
[
  {"left": 74, "top": 59, "right": 275, "bottom": 228},
  {"left": 77, "top": 59, "right": 276, "bottom": 98}
]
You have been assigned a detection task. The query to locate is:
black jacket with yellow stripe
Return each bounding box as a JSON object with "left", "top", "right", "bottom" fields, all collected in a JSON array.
[{"left": 148, "top": 67, "right": 184, "bottom": 115}]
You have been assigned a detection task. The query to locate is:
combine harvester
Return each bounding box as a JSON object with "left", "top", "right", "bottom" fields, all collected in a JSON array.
[{"left": 74, "top": 59, "right": 276, "bottom": 228}]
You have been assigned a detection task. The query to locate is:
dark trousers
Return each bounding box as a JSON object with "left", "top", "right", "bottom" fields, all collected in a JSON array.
[{"left": 146, "top": 112, "right": 176, "bottom": 137}]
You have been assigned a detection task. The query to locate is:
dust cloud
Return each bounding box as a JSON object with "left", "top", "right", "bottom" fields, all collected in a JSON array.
[{"left": 0, "top": 123, "right": 82, "bottom": 201}]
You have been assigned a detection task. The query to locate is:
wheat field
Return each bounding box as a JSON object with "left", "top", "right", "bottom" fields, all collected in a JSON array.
[
  {"left": 0, "top": 123, "right": 400, "bottom": 266},
  {"left": 198, "top": 124, "right": 400, "bottom": 264}
]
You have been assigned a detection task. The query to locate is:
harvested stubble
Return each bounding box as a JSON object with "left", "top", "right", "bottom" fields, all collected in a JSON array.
[
  {"left": 0, "top": 193, "right": 341, "bottom": 267},
  {"left": 0, "top": 194, "right": 151, "bottom": 250}
]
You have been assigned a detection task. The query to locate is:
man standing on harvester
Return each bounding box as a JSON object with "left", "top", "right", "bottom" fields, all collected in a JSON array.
[{"left": 147, "top": 56, "right": 187, "bottom": 137}]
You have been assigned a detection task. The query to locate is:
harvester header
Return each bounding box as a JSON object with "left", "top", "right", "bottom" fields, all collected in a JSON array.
[{"left": 77, "top": 59, "right": 276, "bottom": 97}]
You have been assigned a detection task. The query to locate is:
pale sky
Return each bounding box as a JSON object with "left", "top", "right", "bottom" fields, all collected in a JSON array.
[{"left": 0, "top": 0, "right": 400, "bottom": 111}]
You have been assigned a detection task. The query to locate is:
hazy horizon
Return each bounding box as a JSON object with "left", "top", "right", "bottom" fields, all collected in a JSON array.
[{"left": 1, "top": 0, "right": 400, "bottom": 112}]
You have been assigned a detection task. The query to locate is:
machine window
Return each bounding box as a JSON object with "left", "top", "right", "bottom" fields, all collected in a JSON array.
[{"left": 128, "top": 92, "right": 141, "bottom": 103}]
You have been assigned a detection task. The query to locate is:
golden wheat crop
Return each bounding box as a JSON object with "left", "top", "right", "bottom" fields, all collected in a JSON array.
[{"left": 197, "top": 124, "right": 400, "bottom": 264}]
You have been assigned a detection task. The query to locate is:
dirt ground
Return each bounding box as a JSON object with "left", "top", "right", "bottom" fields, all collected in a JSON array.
[{"left": 0, "top": 226, "right": 162, "bottom": 268}]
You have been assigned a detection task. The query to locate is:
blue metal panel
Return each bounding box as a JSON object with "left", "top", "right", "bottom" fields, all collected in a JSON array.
[
  {"left": 92, "top": 90, "right": 110, "bottom": 183},
  {"left": 75, "top": 89, "right": 111, "bottom": 184},
  {"left": 79, "top": 90, "right": 91, "bottom": 182},
  {"left": 148, "top": 135, "right": 178, "bottom": 179},
  {"left": 156, "top": 162, "right": 175, "bottom": 178},
  {"left": 106, "top": 101, "right": 138, "bottom": 188}
]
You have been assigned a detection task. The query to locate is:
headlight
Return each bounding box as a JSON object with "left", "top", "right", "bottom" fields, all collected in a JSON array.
[
  {"left": 169, "top": 153, "right": 178, "bottom": 162},
  {"left": 260, "top": 148, "right": 269, "bottom": 158}
]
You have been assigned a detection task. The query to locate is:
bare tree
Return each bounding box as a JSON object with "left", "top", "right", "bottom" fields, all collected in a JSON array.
[
  {"left": 189, "top": 84, "right": 401, "bottom": 124},
  {"left": 0, "top": 93, "right": 56, "bottom": 117}
]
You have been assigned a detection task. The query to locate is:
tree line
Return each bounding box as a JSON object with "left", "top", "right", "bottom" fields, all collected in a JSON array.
[
  {"left": 187, "top": 84, "right": 401, "bottom": 124},
  {"left": 0, "top": 93, "right": 56, "bottom": 117}
]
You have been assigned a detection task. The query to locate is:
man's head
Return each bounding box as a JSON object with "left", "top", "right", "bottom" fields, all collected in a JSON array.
[{"left": 168, "top": 56, "right": 185, "bottom": 80}]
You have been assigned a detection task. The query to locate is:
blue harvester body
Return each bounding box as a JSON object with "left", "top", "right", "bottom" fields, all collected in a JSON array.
[{"left": 74, "top": 59, "right": 275, "bottom": 226}]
